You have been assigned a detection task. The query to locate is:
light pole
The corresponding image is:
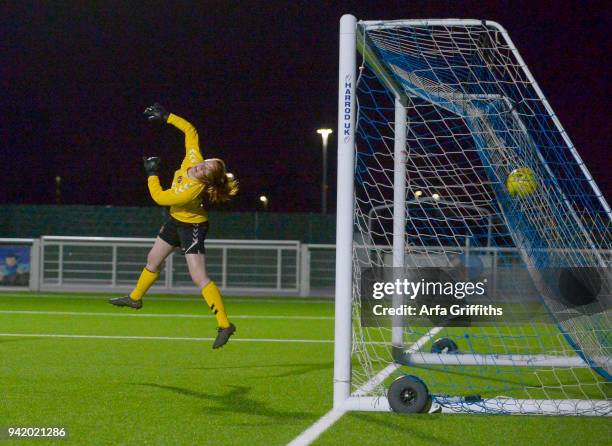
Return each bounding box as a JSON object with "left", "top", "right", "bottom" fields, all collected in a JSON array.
[
  {"left": 317, "top": 128, "right": 333, "bottom": 214},
  {"left": 55, "top": 176, "right": 62, "bottom": 204},
  {"left": 255, "top": 195, "right": 269, "bottom": 239}
]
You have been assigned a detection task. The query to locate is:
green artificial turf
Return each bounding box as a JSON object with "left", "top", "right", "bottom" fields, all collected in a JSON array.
[
  {"left": 316, "top": 412, "right": 612, "bottom": 446},
  {"left": 0, "top": 292, "right": 609, "bottom": 446}
]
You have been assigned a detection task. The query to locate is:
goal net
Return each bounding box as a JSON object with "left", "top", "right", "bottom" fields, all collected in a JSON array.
[{"left": 334, "top": 15, "right": 611, "bottom": 415}]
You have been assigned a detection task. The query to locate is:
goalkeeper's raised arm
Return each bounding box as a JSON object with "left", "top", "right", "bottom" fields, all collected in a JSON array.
[{"left": 143, "top": 103, "right": 202, "bottom": 166}]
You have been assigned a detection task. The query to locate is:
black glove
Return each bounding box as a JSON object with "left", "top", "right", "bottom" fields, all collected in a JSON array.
[
  {"left": 143, "top": 156, "right": 161, "bottom": 177},
  {"left": 143, "top": 103, "right": 169, "bottom": 123}
]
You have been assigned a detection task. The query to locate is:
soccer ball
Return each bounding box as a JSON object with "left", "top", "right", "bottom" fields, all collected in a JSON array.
[{"left": 506, "top": 167, "right": 537, "bottom": 197}]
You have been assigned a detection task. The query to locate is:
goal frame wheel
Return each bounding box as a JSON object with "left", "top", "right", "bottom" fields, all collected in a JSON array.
[
  {"left": 430, "top": 337, "right": 459, "bottom": 354},
  {"left": 387, "top": 375, "right": 432, "bottom": 413}
]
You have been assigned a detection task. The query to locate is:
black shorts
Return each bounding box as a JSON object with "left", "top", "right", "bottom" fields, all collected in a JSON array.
[{"left": 158, "top": 217, "right": 209, "bottom": 255}]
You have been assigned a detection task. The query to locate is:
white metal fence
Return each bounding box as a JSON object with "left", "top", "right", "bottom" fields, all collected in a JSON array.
[
  {"left": 0, "top": 237, "right": 336, "bottom": 297},
  {"left": 2, "top": 237, "right": 610, "bottom": 298}
]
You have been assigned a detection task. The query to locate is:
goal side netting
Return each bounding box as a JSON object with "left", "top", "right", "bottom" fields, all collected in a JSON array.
[{"left": 334, "top": 15, "right": 611, "bottom": 416}]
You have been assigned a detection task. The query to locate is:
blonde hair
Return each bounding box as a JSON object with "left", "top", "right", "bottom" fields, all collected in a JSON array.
[{"left": 201, "top": 159, "right": 239, "bottom": 204}]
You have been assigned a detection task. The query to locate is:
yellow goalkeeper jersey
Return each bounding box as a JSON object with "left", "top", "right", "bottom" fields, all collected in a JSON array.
[{"left": 147, "top": 113, "right": 208, "bottom": 224}]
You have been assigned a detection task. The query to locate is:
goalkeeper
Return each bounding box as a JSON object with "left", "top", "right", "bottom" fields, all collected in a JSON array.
[{"left": 109, "top": 103, "right": 238, "bottom": 349}]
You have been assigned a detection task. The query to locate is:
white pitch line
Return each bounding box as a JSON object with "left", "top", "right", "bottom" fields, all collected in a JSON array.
[
  {"left": 0, "top": 310, "right": 333, "bottom": 321},
  {"left": 287, "top": 327, "right": 442, "bottom": 446},
  {"left": 286, "top": 409, "right": 346, "bottom": 446},
  {"left": 0, "top": 293, "right": 333, "bottom": 304},
  {"left": 0, "top": 333, "right": 334, "bottom": 344}
]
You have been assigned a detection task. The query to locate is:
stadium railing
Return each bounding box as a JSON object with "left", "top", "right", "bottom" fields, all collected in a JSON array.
[
  {"left": 0, "top": 237, "right": 336, "bottom": 297},
  {"left": 3, "top": 237, "right": 610, "bottom": 300}
]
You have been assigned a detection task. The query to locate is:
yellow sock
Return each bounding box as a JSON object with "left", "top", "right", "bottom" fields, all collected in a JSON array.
[
  {"left": 201, "top": 281, "right": 230, "bottom": 328},
  {"left": 129, "top": 268, "right": 160, "bottom": 300}
]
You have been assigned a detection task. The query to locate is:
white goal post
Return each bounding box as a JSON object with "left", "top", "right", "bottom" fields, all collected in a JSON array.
[{"left": 334, "top": 15, "right": 611, "bottom": 416}]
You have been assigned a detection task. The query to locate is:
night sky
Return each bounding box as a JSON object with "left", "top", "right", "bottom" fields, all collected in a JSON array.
[{"left": 1, "top": 1, "right": 610, "bottom": 212}]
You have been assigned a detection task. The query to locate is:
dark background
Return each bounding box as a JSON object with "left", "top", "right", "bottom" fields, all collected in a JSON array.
[{"left": 1, "top": 1, "right": 610, "bottom": 212}]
